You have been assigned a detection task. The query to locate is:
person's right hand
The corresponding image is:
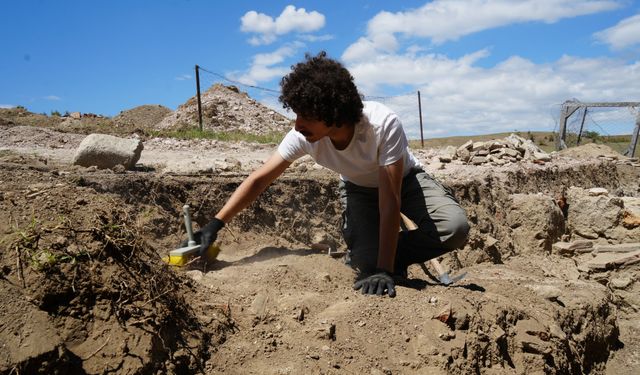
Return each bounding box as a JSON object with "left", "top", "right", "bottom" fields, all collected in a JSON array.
[
  {"left": 353, "top": 270, "right": 396, "bottom": 297},
  {"left": 180, "top": 218, "right": 225, "bottom": 256}
]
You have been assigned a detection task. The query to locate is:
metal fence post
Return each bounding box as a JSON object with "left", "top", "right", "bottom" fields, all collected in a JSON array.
[
  {"left": 627, "top": 113, "right": 640, "bottom": 157},
  {"left": 576, "top": 107, "right": 588, "bottom": 146},
  {"left": 195, "top": 64, "right": 203, "bottom": 131},
  {"left": 417, "top": 91, "right": 424, "bottom": 148}
]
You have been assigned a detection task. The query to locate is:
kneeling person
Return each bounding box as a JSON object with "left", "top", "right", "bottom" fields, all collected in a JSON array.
[{"left": 190, "top": 51, "right": 470, "bottom": 297}]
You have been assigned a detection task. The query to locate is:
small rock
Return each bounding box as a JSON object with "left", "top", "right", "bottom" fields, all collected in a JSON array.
[
  {"left": 432, "top": 305, "right": 453, "bottom": 324},
  {"left": 610, "top": 277, "right": 633, "bottom": 289},
  {"left": 295, "top": 306, "right": 309, "bottom": 321},
  {"left": 457, "top": 140, "right": 473, "bottom": 151},
  {"left": 471, "top": 141, "right": 487, "bottom": 151},
  {"left": 185, "top": 270, "right": 204, "bottom": 282},
  {"left": 431, "top": 161, "right": 445, "bottom": 170},
  {"left": 548, "top": 323, "right": 566, "bottom": 340},
  {"left": 471, "top": 156, "right": 487, "bottom": 165},
  {"left": 491, "top": 326, "right": 506, "bottom": 342},
  {"left": 314, "top": 322, "right": 336, "bottom": 340},
  {"left": 528, "top": 284, "right": 562, "bottom": 301},
  {"left": 485, "top": 235, "right": 498, "bottom": 248},
  {"left": 533, "top": 152, "right": 551, "bottom": 162},
  {"left": 588, "top": 187, "right": 609, "bottom": 196}
]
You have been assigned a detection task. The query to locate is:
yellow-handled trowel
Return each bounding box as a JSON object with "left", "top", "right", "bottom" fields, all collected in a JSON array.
[{"left": 165, "top": 205, "right": 220, "bottom": 266}]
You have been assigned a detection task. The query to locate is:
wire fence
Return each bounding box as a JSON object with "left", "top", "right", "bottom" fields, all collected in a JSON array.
[
  {"left": 196, "top": 65, "right": 639, "bottom": 153},
  {"left": 197, "top": 65, "right": 425, "bottom": 137},
  {"left": 560, "top": 104, "right": 639, "bottom": 155}
]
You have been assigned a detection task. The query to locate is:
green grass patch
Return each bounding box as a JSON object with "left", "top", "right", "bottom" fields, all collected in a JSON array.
[{"left": 148, "top": 129, "right": 286, "bottom": 144}]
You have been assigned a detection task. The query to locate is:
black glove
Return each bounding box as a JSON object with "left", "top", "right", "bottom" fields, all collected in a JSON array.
[
  {"left": 181, "top": 218, "right": 225, "bottom": 256},
  {"left": 353, "top": 269, "right": 396, "bottom": 297}
]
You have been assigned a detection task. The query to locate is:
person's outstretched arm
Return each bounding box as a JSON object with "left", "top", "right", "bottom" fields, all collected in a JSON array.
[
  {"left": 216, "top": 151, "right": 291, "bottom": 223},
  {"left": 193, "top": 152, "right": 291, "bottom": 255}
]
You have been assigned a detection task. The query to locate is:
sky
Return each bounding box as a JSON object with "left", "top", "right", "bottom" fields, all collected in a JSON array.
[{"left": 2, "top": 0, "right": 640, "bottom": 138}]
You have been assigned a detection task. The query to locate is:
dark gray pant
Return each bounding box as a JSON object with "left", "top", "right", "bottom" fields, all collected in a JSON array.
[{"left": 339, "top": 168, "right": 470, "bottom": 275}]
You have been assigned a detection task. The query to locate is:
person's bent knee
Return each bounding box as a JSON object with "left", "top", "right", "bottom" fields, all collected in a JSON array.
[{"left": 442, "top": 212, "right": 470, "bottom": 250}]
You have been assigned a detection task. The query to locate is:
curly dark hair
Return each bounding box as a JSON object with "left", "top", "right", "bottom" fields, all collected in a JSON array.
[{"left": 279, "top": 51, "right": 363, "bottom": 128}]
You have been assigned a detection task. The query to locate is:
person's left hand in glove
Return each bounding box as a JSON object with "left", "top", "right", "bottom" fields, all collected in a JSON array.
[{"left": 353, "top": 269, "right": 396, "bottom": 297}]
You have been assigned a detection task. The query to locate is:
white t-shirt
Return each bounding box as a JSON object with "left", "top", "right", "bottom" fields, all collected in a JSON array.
[{"left": 277, "top": 101, "right": 421, "bottom": 187}]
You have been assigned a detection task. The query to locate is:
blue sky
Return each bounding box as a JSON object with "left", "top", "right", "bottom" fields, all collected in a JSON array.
[{"left": 2, "top": 0, "right": 639, "bottom": 137}]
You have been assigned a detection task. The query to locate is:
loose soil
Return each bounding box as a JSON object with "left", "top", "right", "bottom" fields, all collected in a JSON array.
[{"left": 0, "top": 119, "right": 639, "bottom": 374}]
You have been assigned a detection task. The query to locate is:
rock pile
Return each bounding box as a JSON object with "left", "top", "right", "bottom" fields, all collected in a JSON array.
[
  {"left": 437, "top": 134, "right": 551, "bottom": 167},
  {"left": 156, "top": 84, "right": 292, "bottom": 136}
]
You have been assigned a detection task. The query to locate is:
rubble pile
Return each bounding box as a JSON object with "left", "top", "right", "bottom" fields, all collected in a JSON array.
[
  {"left": 156, "top": 84, "right": 292, "bottom": 136},
  {"left": 436, "top": 134, "right": 552, "bottom": 167}
]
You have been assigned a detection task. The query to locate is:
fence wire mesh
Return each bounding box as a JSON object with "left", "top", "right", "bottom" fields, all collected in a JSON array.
[
  {"left": 196, "top": 66, "right": 639, "bottom": 153},
  {"left": 561, "top": 104, "right": 639, "bottom": 155}
]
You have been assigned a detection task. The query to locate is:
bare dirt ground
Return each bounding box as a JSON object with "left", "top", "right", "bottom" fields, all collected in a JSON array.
[{"left": 1, "top": 121, "right": 639, "bottom": 374}]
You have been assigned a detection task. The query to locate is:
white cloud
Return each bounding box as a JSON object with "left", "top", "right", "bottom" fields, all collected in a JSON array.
[
  {"left": 594, "top": 13, "right": 640, "bottom": 49},
  {"left": 343, "top": 37, "right": 377, "bottom": 62},
  {"left": 0, "top": 104, "right": 14, "bottom": 109},
  {"left": 347, "top": 51, "right": 640, "bottom": 137},
  {"left": 233, "top": 43, "right": 303, "bottom": 86},
  {"left": 338, "top": 0, "right": 637, "bottom": 137},
  {"left": 44, "top": 95, "right": 61, "bottom": 101},
  {"left": 175, "top": 74, "right": 192, "bottom": 81},
  {"left": 240, "top": 5, "right": 325, "bottom": 45},
  {"left": 275, "top": 5, "right": 325, "bottom": 34},
  {"left": 343, "top": 0, "right": 621, "bottom": 61},
  {"left": 240, "top": 10, "right": 274, "bottom": 34}
]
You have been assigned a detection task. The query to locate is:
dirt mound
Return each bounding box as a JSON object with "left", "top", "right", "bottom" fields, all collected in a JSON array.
[
  {"left": 558, "top": 143, "right": 625, "bottom": 159},
  {"left": 0, "top": 107, "right": 65, "bottom": 128},
  {"left": 0, "top": 161, "right": 235, "bottom": 374},
  {"left": 113, "top": 105, "right": 172, "bottom": 130},
  {"left": 156, "top": 84, "right": 292, "bottom": 135}
]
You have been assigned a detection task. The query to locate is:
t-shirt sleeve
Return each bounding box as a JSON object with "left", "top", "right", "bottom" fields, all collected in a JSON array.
[
  {"left": 277, "top": 129, "right": 308, "bottom": 162},
  {"left": 378, "top": 114, "right": 408, "bottom": 166}
]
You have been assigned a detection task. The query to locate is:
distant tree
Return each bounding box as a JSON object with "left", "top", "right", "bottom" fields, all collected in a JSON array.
[
  {"left": 583, "top": 130, "right": 601, "bottom": 142},
  {"left": 50, "top": 110, "right": 61, "bottom": 116}
]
